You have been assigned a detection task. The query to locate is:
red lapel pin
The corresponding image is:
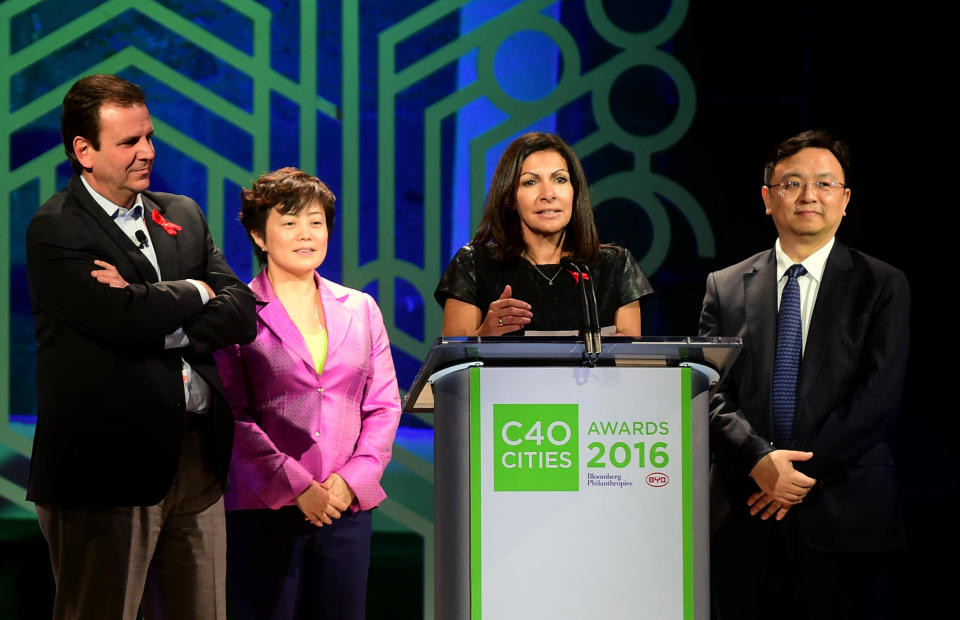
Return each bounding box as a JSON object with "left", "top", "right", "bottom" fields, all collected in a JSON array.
[{"left": 151, "top": 209, "right": 182, "bottom": 236}]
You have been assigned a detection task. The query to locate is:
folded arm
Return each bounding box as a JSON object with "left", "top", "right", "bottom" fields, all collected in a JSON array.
[
  {"left": 179, "top": 218, "right": 257, "bottom": 352},
  {"left": 28, "top": 212, "right": 205, "bottom": 347}
]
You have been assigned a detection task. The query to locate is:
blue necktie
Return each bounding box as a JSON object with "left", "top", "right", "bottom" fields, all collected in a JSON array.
[{"left": 772, "top": 264, "right": 806, "bottom": 446}]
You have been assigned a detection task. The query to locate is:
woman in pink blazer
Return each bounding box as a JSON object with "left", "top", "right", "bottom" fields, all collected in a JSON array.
[{"left": 214, "top": 167, "right": 401, "bottom": 620}]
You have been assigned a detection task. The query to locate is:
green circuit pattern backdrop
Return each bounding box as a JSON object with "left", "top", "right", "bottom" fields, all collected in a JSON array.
[{"left": 1, "top": 0, "right": 711, "bottom": 613}]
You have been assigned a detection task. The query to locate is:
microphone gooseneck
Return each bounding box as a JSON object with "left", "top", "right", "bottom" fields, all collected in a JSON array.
[
  {"left": 561, "top": 257, "right": 598, "bottom": 360},
  {"left": 578, "top": 262, "right": 602, "bottom": 356}
]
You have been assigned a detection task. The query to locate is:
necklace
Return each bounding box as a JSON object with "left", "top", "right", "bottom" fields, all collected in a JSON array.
[{"left": 524, "top": 252, "right": 562, "bottom": 286}]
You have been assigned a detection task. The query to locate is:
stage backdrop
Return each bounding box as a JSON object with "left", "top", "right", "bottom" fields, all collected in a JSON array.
[{"left": 0, "top": 0, "right": 707, "bottom": 611}]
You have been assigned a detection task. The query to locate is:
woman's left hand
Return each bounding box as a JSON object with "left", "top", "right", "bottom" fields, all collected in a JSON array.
[{"left": 321, "top": 473, "right": 357, "bottom": 507}]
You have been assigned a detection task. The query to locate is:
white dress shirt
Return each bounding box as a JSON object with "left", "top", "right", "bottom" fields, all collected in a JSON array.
[
  {"left": 774, "top": 236, "right": 834, "bottom": 354},
  {"left": 81, "top": 176, "right": 212, "bottom": 413}
]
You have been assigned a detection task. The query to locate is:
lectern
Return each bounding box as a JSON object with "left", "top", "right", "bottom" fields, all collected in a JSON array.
[{"left": 403, "top": 337, "right": 741, "bottom": 620}]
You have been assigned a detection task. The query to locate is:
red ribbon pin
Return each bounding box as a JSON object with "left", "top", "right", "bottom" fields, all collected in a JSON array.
[{"left": 151, "top": 209, "right": 182, "bottom": 236}]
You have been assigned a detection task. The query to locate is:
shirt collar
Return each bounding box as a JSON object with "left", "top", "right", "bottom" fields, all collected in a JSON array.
[
  {"left": 774, "top": 236, "right": 834, "bottom": 284},
  {"left": 80, "top": 175, "right": 145, "bottom": 221}
]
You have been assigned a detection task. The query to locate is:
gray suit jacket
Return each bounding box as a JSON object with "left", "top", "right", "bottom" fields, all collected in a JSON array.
[{"left": 699, "top": 241, "right": 909, "bottom": 552}]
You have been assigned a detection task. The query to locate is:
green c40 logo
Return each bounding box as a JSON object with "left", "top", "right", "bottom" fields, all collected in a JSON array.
[{"left": 493, "top": 404, "right": 579, "bottom": 492}]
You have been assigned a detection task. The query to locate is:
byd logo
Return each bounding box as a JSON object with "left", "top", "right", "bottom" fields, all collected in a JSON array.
[{"left": 646, "top": 472, "right": 669, "bottom": 487}]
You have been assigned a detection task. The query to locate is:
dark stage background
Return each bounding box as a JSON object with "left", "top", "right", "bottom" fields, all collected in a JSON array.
[{"left": 0, "top": 1, "right": 951, "bottom": 618}]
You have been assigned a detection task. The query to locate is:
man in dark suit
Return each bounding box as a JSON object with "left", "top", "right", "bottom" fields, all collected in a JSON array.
[
  {"left": 699, "top": 130, "right": 909, "bottom": 620},
  {"left": 26, "top": 74, "right": 256, "bottom": 619}
]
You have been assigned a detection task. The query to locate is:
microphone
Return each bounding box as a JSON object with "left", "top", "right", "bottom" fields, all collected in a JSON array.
[
  {"left": 135, "top": 230, "right": 149, "bottom": 250},
  {"left": 578, "top": 262, "right": 602, "bottom": 355},
  {"left": 560, "top": 258, "right": 596, "bottom": 356}
]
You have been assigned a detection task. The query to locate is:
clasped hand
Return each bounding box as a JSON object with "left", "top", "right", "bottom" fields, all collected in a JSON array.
[
  {"left": 295, "top": 473, "right": 356, "bottom": 527},
  {"left": 747, "top": 450, "right": 816, "bottom": 521}
]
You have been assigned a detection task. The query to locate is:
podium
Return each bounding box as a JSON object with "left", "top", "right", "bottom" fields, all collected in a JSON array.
[{"left": 403, "top": 337, "right": 741, "bottom": 620}]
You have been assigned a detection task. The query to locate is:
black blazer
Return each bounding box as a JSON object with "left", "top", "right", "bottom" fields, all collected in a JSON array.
[
  {"left": 26, "top": 174, "right": 256, "bottom": 506},
  {"left": 699, "top": 241, "right": 909, "bottom": 552}
]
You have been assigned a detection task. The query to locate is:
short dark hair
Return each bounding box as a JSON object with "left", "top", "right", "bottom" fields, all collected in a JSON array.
[
  {"left": 763, "top": 129, "right": 851, "bottom": 186},
  {"left": 471, "top": 132, "right": 600, "bottom": 264},
  {"left": 61, "top": 74, "right": 146, "bottom": 174},
  {"left": 240, "top": 167, "right": 337, "bottom": 264}
]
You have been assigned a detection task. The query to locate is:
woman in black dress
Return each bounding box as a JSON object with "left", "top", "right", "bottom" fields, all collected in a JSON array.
[{"left": 435, "top": 132, "right": 653, "bottom": 336}]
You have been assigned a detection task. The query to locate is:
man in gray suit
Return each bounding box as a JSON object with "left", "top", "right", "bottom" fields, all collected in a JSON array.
[{"left": 700, "top": 130, "right": 909, "bottom": 619}]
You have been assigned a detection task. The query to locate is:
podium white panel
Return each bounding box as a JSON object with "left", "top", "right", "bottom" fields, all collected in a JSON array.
[{"left": 416, "top": 337, "right": 734, "bottom": 620}]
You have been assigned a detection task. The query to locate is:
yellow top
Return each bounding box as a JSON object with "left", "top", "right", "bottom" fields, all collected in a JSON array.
[{"left": 302, "top": 326, "right": 328, "bottom": 375}]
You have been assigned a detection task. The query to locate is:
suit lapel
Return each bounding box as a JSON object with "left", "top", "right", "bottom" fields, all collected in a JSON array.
[
  {"left": 250, "top": 272, "right": 316, "bottom": 373},
  {"left": 142, "top": 195, "right": 181, "bottom": 281},
  {"left": 249, "top": 271, "right": 358, "bottom": 374},
  {"left": 799, "top": 242, "right": 853, "bottom": 401},
  {"left": 320, "top": 277, "right": 354, "bottom": 357},
  {"left": 69, "top": 175, "right": 160, "bottom": 283},
  {"left": 744, "top": 250, "right": 778, "bottom": 420},
  {"left": 260, "top": 298, "right": 317, "bottom": 372}
]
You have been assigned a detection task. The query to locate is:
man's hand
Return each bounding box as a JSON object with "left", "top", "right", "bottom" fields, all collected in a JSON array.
[
  {"left": 746, "top": 492, "right": 792, "bottom": 521},
  {"left": 749, "top": 450, "right": 816, "bottom": 510},
  {"left": 321, "top": 473, "right": 356, "bottom": 508},
  {"left": 295, "top": 480, "right": 349, "bottom": 527},
  {"left": 90, "top": 260, "right": 129, "bottom": 289}
]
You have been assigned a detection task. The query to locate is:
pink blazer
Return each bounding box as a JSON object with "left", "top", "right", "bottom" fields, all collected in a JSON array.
[{"left": 214, "top": 270, "right": 401, "bottom": 512}]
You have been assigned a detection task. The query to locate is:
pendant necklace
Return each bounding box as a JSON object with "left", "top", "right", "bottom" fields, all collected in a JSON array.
[{"left": 524, "top": 251, "right": 562, "bottom": 286}]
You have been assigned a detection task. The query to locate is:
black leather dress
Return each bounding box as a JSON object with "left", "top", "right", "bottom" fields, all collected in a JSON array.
[{"left": 434, "top": 243, "right": 653, "bottom": 333}]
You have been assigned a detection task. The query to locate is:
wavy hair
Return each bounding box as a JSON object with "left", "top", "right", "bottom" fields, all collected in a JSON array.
[
  {"left": 471, "top": 132, "right": 600, "bottom": 264},
  {"left": 240, "top": 167, "right": 336, "bottom": 264}
]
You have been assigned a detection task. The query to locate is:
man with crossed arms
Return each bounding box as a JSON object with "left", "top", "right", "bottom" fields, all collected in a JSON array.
[{"left": 26, "top": 74, "right": 255, "bottom": 619}]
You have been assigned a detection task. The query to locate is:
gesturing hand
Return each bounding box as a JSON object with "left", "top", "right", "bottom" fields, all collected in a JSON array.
[
  {"left": 295, "top": 480, "right": 349, "bottom": 527},
  {"left": 90, "top": 260, "right": 129, "bottom": 289},
  {"left": 477, "top": 285, "right": 532, "bottom": 335}
]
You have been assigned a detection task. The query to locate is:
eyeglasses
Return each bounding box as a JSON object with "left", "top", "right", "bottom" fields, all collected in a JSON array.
[{"left": 766, "top": 180, "right": 847, "bottom": 197}]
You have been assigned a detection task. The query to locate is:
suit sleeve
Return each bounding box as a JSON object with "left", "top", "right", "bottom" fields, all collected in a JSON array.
[
  {"left": 27, "top": 210, "right": 204, "bottom": 347},
  {"left": 213, "top": 345, "right": 315, "bottom": 509},
  {"left": 336, "top": 294, "right": 402, "bottom": 511},
  {"left": 796, "top": 269, "right": 910, "bottom": 477},
  {"left": 181, "top": 215, "right": 257, "bottom": 353},
  {"left": 699, "top": 271, "right": 774, "bottom": 474}
]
